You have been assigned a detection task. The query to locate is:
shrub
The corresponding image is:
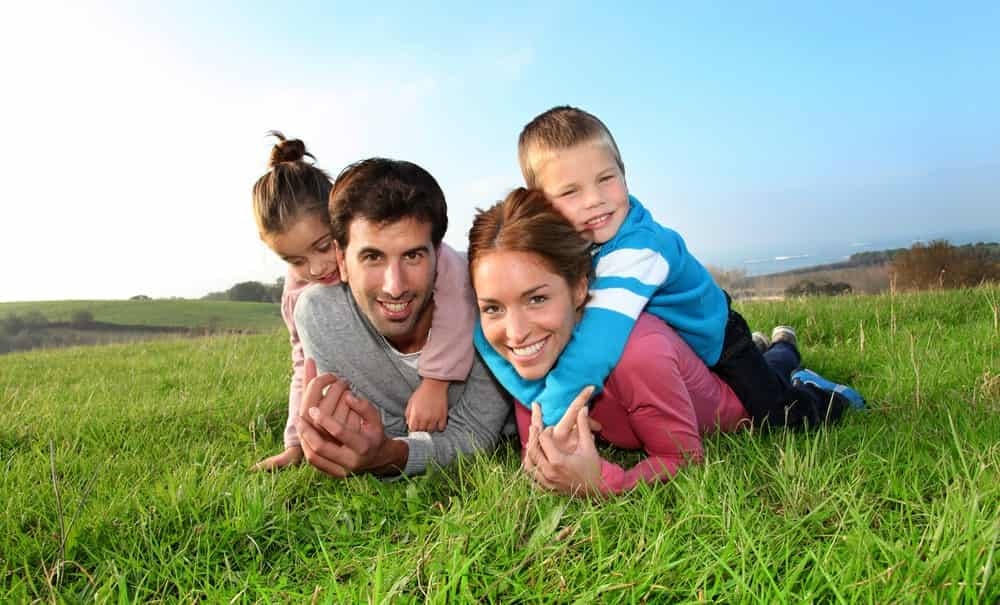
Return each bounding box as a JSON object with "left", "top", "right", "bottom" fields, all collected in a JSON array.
[
  {"left": 785, "top": 280, "right": 853, "bottom": 297},
  {"left": 70, "top": 310, "right": 96, "bottom": 328},
  {"left": 890, "top": 240, "right": 1000, "bottom": 291}
]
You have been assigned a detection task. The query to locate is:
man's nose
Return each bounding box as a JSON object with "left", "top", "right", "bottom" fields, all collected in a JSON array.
[{"left": 382, "top": 261, "right": 406, "bottom": 297}]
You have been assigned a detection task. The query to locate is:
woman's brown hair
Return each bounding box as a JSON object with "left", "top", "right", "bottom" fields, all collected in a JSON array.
[
  {"left": 467, "top": 187, "right": 592, "bottom": 292},
  {"left": 251, "top": 131, "right": 333, "bottom": 236}
]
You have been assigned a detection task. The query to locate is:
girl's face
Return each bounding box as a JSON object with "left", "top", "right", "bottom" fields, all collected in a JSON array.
[
  {"left": 473, "top": 249, "right": 588, "bottom": 381},
  {"left": 262, "top": 213, "right": 340, "bottom": 285}
]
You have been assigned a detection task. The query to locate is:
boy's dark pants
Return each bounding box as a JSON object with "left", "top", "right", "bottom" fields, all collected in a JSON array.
[{"left": 709, "top": 297, "right": 845, "bottom": 428}]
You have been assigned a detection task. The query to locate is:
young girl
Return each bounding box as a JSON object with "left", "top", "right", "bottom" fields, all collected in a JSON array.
[{"left": 250, "top": 132, "right": 475, "bottom": 470}]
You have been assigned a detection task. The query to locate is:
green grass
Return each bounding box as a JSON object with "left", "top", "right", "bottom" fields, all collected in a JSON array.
[
  {"left": 1, "top": 285, "right": 998, "bottom": 602},
  {"left": 0, "top": 300, "right": 282, "bottom": 331}
]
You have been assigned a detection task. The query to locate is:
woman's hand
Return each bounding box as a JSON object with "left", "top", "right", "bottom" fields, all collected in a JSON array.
[{"left": 523, "top": 386, "right": 605, "bottom": 497}]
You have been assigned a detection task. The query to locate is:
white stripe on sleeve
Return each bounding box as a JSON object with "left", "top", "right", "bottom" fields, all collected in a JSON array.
[
  {"left": 594, "top": 248, "right": 670, "bottom": 285},
  {"left": 588, "top": 287, "right": 648, "bottom": 320}
]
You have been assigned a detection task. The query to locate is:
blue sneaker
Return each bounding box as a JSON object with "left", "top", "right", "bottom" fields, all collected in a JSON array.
[{"left": 791, "top": 368, "right": 866, "bottom": 410}]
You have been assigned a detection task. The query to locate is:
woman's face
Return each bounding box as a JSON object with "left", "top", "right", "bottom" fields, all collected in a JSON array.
[{"left": 473, "top": 250, "right": 588, "bottom": 381}]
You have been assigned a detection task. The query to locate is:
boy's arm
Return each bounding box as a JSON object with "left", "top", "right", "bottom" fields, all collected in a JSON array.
[{"left": 419, "top": 242, "right": 476, "bottom": 381}]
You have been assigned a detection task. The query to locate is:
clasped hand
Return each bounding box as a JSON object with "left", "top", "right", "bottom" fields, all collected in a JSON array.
[
  {"left": 295, "top": 358, "right": 401, "bottom": 477},
  {"left": 522, "top": 386, "right": 606, "bottom": 497}
]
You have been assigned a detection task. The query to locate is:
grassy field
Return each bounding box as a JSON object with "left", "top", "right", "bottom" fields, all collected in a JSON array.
[
  {"left": 1, "top": 285, "right": 998, "bottom": 602},
  {"left": 0, "top": 300, "right": 282, "bottom": 332}
]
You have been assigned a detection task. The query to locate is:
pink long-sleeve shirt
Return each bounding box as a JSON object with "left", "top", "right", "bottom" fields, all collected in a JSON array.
[
  {"left": 281, "top": 242, "right": 476, "bottom": 447},
  {"left": 515, "top": 313, "right": 749, "bottom": 494}
]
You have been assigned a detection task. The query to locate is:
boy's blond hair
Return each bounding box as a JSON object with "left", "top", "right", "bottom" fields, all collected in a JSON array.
[{"left": 517, "top": 105, "right": 625, "bottom": 188}]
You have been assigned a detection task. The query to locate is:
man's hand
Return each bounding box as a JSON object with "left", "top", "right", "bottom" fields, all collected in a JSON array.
[
  {"left": 251, "top": 445, "right": 303, "bottom": 471},
  {"left": 405, "top": 377, "right": 449, "bottom": 432},
  {"left": 523, "top": 386, "right": 605, "bottom": 497},
  {"left": 300, "top": 392, "right": 408, "bottom": 477}
]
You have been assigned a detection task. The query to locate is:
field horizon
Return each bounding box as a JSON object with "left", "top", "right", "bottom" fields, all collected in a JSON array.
[{"left": 2, "top": 284, "right": 998, "bottom": 602}]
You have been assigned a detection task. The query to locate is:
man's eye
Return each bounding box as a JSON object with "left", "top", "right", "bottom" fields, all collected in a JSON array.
[
  {"left": 362, "top": 254, "right": 380, "bottom": 262},
  {"left": 404, "top": 251, "right": 422, "bottom": 261}
]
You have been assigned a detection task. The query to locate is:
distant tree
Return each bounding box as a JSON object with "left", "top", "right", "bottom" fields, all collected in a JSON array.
[
  {"left": 23, "top": 311, "right": 48, "bottom": 329},
  {"left": 130, "top": 294, "right": 151, "bottom": 301},
  {"left": 2, "top": 313, "right": 25, "bottom": 336},
  {"left": 785, "top": 280, "right": 853, "bottom": 297},
  {"left": 228, "top": 281, "right": 273, "bottom": 302},
  {"left": 891, "top": 240, "right": 1000, "bottom": 291},
  {"left": 70, "top": 310, "right": 95, "bottom": 328}
]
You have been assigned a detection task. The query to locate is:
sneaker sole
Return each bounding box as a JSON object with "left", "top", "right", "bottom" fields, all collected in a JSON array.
[{"left": 791, "top": 368, "right": 866, "bottom": 410}]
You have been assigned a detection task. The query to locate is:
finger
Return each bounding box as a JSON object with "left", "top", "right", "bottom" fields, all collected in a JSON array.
[
  {"left": 330, "top": 384, "right": 355, "bottom": 427},
  {"left": 298, "top": 422, "right": 351, "bottom": 476},
  {"left": 538, "top": 428, "right": 568, "bottom": 463},
  {"left": 553, "top": 386, "right": 595, "bottom": 442},
  {"left": 300, "top": 373, "right": 337, "bottom": 419},
  {"left": 317, "top": 379, "right": 350, "bottom": 418},
  {"left": 304, "top": 358, "right": 317, "bottom": 385},
  {"left": 343, "top": 392, "right": 382, "bottom": 427},
  {"left": 576, "top": 405, "right": 594, "bottom": 441},
  {"left": 343, "top": 394, "right": 364, "bottom": 431},
  {"left": 587, "top": 417, "right": 603, "bottom": 433}
]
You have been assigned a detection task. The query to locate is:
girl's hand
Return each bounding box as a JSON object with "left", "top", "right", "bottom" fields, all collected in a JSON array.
[
  {"left": 405, "top": 377, "right": 449, "bottom": 432},
  {"left": 251, "top": 445, "right": 303, "bottom": 471},
  {"left": 524, "top": 387, "right": 605, "bottom": 497}
]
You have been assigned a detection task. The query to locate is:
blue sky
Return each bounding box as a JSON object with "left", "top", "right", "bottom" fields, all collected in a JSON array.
[{"left": 1, "top": 1, "right": 998, "bottom": 300}]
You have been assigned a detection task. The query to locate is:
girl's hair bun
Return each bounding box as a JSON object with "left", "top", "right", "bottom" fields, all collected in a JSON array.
[{"left": 267, "top": 130, "right": 314, "bottom": 168}]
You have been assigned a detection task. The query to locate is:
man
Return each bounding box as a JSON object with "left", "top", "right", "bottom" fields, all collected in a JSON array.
[{"left": 293, "top": 158, "right": 514, "bottom": 478}]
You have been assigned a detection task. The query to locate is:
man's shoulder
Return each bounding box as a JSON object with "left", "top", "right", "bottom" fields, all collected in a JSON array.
[{"left": 294, "top": 283, "right": 356, "bottom": 330}]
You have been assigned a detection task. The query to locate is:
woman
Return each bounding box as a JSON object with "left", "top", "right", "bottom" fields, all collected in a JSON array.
[{"left": 468, "top": 188, "right": 753, "bottom": 497}]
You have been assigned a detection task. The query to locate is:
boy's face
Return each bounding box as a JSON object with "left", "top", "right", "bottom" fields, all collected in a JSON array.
[{"left": 533, "top": 141, "right": 628, "bottom": 244}]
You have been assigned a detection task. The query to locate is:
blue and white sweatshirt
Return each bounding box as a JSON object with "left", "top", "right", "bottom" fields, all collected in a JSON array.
[{"left": 474, "top": 195, "right": 729, "bottom": 426}]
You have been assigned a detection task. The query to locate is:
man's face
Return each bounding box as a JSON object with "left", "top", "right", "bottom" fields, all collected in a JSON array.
[
  {"left": 534, "top": 141, "right": 629, "bottom": 244},
  {"left": 337, "top": 216, "right": 437, "bottom": 353}
]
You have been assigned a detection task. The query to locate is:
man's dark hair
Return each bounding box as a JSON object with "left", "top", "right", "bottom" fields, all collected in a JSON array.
[{"left": 328, "top": 158, "right": 448, "bottom": 247}]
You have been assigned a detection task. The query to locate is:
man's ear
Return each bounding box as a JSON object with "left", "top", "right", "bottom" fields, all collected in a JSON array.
[{"left": 335, "top": 241, "right": 348, "bottom": 283}]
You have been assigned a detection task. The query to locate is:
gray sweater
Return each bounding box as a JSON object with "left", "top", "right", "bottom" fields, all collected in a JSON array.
[{"left": 295, "top": 283, "right": 515, "bottom": 476}]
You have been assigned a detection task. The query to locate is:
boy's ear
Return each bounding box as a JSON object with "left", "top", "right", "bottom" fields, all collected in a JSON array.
[
  {"left": 573, "top": 277, "right": 589, "bottom": 310},
  {"left": 335, "top": 241, "right": 348, "bottom": 283}
]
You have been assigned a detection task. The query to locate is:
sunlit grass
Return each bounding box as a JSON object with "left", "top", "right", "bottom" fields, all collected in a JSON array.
[{"left": 1, "top": 285, "right": 998, "bottom": 602}]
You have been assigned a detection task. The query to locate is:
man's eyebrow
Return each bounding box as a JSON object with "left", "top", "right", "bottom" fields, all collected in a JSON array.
[{"left": 404, "top": 244, "right": 432, "bottom": 256}]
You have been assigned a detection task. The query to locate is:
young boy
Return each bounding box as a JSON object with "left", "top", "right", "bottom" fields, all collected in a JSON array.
[{"left": 474, "top": 105, "right": 864, "bottom": 427}]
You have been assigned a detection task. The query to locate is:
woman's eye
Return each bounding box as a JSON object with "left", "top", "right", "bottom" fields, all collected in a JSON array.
[
  {"left": 480, "top": 305, "right": 500, "bottom": 315},
  {"left": 316, "top": 242, "right": 331, "bottom": 252},
  {"left": 528, "top": 295, "right": 547, "bottom": 305}
]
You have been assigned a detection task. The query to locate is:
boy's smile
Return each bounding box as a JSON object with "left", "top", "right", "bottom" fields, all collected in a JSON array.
[{"left": 535, "top": 141, "right": 629, "bottom": 244}]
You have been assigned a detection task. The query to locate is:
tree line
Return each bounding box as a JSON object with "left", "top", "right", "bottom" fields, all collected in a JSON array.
[{"left": 202, "top": 277, "right": 285, "bottom": 303}]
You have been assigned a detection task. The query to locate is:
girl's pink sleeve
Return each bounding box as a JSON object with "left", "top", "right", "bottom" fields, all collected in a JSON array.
[
  {"left": 420, "top": 242, "right": 475, "bottom": 381},
  {"left": 597, "top": 330, "right": 705, "bottom": 494},
  {"left": 281, "top": 270, "right": 312, "bottom": 448}
]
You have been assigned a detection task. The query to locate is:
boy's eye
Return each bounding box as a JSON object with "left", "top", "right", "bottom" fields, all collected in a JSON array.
[{"left": 599, "top": 174, "right": 615, "bottom": 183}]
